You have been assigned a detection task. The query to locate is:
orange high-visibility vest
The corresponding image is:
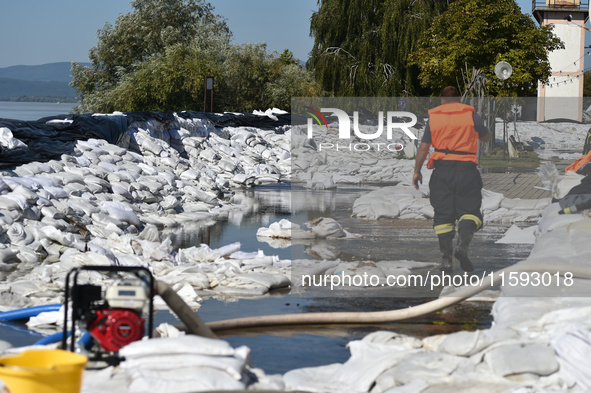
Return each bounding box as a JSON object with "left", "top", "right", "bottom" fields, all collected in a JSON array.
[
  {"left": 565, "top": 150, "right": 591, "bottom": 174},
  {"left": 427, "top": 103, "right": 479, "bottom": 169}
]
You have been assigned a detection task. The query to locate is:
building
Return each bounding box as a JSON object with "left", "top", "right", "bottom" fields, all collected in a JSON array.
[{"left": 534, "top": 0, "right": 589, "bottom": 121}]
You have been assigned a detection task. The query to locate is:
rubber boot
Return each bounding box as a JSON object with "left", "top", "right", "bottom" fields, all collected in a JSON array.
[
  {"left": 438, "top": 233, "right": 454, "bottom": 271},
  {"left": 454, "top": 221, "right": 477, "bottom": 272}
]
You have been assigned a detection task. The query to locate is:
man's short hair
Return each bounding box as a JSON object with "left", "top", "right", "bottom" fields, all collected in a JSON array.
[{"left": 441, "top": 86, "right": 461, "bottom": 101}]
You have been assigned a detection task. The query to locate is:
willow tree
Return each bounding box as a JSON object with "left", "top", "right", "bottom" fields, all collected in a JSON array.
[{"left": 308, "top": 0, "right": 453, "bottom": 96}]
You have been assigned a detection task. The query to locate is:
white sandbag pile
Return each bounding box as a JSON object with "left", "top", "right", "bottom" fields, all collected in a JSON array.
[
  {"left": 81, "top": 335, "right": 253, "bottom": 393},
  {"left": 351, "top": 183, "right": 432, "bottom": 220},
  {"left": 495, "top": 224, "right": 537, "bottom": 244},
  {"left": 256, "top": 217, "right": 356, "bottom": 240},
  {"left": 497, "top": 121, "right": 590, "bottom": 161},
  {"left": 119, "top": 335, "right": 251, "bottom": 392},
  {"left": 351, "top": 182, "right": 551, "bottom": 224},
  {"left": 0, "top": 112, "right": 297, "bottom": 311},
  {"left": 257, "top": 219, "right": 315, "bottom": 240},
  {"left": 290, "top": 124, "right": 419, "bottom": 186},
  {"left": 0, "top": 127, "right": 27, "bottom": 149}
]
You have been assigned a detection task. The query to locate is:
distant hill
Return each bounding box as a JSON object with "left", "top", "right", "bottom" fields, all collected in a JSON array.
[
  {"left": 0, "top": 62, "right": 90, "bottom": 83},
  {"left": 0, "top": 62, "right": 90, "bottom": 102},
  {"left": 0, "top": 78, "right": 77, "bottom": 102}
]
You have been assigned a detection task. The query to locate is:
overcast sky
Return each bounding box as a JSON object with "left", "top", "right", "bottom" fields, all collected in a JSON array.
[{"left": 0, "top": 0, "right": 581, "bottom": 69}]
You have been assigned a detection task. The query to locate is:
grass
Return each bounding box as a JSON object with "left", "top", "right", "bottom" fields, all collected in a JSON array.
[{"left": 478, "top": 143, "right": 541, "bottom": 170}]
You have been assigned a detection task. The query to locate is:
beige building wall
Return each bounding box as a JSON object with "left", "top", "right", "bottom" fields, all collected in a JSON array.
[{"left": 537, "top": 11, "right": 586, "bottom": 121}]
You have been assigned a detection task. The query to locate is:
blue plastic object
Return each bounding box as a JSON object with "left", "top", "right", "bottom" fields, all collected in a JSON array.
[
  {"left": 34, "top": 331, "right": 93, "bottom": 349},
  {"left": 0, "top": 304, "right": 62, "bottom": 322},
  {"left": 35, "top": 331, "right": 70, "bottom": 346}
]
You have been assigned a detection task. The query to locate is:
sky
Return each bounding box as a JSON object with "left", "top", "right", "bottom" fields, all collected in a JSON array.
[
  {"left": 0, "top": 0, "right": 585, "bottom": 69},
  {"left": 0, "top": 0, "right": 318, "bottom": 68}
]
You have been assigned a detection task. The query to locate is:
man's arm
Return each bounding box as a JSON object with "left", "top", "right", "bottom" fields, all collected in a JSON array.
[
  {"left": 479, "top": 130, "right": 491, "bottom": 143},
  {"left": 413, "top": 142, "right": 431, "bottom": 190},
  {"left": 473, "top": 113, "right": 491, "bottom": 143}
]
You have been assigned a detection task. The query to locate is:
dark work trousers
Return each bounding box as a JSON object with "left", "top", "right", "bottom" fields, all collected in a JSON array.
[{"left": 429, "top": 160, "right": 483, "bottom": 235}]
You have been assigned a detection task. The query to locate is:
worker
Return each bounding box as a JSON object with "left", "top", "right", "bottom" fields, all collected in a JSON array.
[
  {"left": 564, "top": 150, "right": 591, "bottom": 175},
  {"left": 412, "top": 86, "right": 491, "bottom": 272}
]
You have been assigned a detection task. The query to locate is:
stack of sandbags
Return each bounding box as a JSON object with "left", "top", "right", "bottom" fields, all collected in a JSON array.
[{"left": 117, "top": 335, "right": 252, "bottom": 393}]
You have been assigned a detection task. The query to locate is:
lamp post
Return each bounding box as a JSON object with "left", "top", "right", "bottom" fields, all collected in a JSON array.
[
  {"left": 495, "top": 61, "right": 513, "bottom": 159},
  {"left": 565, "top": 14, "right": 591, "bottom": 32},
  {"left": 204, "top": 76, "right": 214, "bottom": 112}
]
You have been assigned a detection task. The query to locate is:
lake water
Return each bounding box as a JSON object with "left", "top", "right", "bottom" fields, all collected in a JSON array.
[{"left": 0, "top": 101, "right": 76, "bottom": 121}]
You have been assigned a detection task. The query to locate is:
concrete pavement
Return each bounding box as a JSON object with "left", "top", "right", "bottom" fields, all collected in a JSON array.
[{"left": 481, "top": 172, "right": 551, "bottom": 199}]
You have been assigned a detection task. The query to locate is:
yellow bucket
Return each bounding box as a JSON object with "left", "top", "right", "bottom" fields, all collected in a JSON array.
[{"left": 0, "top": 349, "right": 87, "bottom": 393}]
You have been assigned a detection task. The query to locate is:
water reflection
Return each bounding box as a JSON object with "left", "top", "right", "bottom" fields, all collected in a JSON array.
[
  {"left": 174, "top": 183, "right": 381, "bottom": 260},
  {"left": 182, "top": 183, "right": 534, "bottom": 272}
]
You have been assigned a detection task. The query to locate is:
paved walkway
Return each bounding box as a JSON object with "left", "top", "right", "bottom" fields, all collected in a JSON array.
[{"left": 481, "top": 172, "right": 551, "bottom": 199}]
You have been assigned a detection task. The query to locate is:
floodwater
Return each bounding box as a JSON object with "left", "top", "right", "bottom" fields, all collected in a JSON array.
[
  {"left": 178, "top": 294, "right": 495, "bottom": 374},
  {"left": 162, "top": 184, "right": 534, "bottom": 374},
  {"left": 0, "top": 184, "right": 534, "bottom": 375}
]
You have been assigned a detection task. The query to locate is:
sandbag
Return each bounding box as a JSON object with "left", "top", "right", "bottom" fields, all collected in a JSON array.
[{"left": 100, "top": 201, "right": 141, "bottom": 227}]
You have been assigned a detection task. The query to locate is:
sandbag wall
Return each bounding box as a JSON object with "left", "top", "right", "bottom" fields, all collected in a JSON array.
[{"left": 0, "top": 111, "right": 293, "bottom": 310}]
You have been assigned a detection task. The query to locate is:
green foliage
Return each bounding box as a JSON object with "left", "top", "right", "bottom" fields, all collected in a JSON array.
[
  {"left": 71, "top": 0, "right": 320, "bottom": 113},
  {"left": 410, "top": 0, "right": 564, "bottom": 96},
  {"left": 218, "top": 44, "right": 275, "bottom": 112},
  {"left": 88, "top": 0, "right": 230, "bottom": 86},
  {"left": 105, "top": 43, "right": 221, "bottom": 112},
  {"left": 308, "top": 0, "right": 451, "bottom": 96},
  {"left": 72, "top": 0, "right": 230, "bottom": 113},
  {"left": 265, "top": 64, "right": 323, "bottom": 110},
  {"left": 584, "top": 71, "right": 591, "bottom": 97},
  {"left": 219, "top": 45, "right": 323, "bottom": 112}
]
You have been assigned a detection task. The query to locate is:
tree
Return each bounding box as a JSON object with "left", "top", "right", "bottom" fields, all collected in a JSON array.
[
  {"left": 71, "top": 0, "right": 231, "bottom": 113},
  {"left": 72, "top": 0, "right": 320, "bottom": 113},
  {"left": 584, "top": 71, "right": 591, "bottom": 97},
  {"left": 308, "top": 0, "right": 452, "bottom": 96},
  {"left": 219, "top": 46, "right": 322, "bottom": 112},
  {"left": 409, "top": 0, "right": 564, "bottom": 96},
  {"left": 265, "top": 64, "right": 323, "bottom": 110},
  {"left": 100, "top": 43, "right": 222, "bottom": 112}
]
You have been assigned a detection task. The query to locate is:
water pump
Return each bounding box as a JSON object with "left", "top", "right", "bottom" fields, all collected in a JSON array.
[{"left": 62, "top": 266, "right": 154, "bottom": 361}]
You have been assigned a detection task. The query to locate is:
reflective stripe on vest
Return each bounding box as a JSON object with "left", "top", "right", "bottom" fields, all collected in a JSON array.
[{"left": 427, "top": 103, "right": 479, "bottom": 169}]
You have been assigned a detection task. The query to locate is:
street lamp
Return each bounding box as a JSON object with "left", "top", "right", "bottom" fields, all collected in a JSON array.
[
  {"left": 495, "top": 61, "right": 513, "bottom": 159},
  {"left": 565, "top": 15, "right": 591, "bottom": 32}
]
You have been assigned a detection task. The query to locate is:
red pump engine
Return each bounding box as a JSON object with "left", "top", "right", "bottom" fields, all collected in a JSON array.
[
  {"left": 65, "top": 269, "right": 153, "bottom": 360},
  {"left": 87, "top": 309, "right": 145, "bottom": 352}
]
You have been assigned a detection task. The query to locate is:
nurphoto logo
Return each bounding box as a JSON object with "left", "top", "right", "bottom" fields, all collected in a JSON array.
[{"left": 303, "top": 106, "right": 418, "bottom": 152}]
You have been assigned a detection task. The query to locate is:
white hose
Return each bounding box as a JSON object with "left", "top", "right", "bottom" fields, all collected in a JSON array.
[{"left": 206, "top": 263, "right": 591, "bottom": 331}]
